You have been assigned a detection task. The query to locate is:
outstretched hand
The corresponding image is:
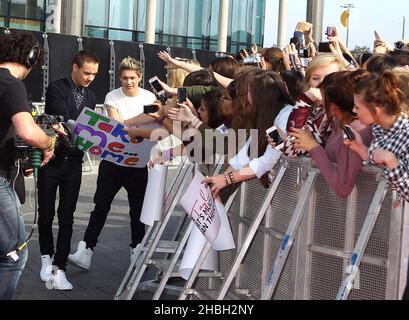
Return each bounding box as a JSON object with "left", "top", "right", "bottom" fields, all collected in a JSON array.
[
  {"left": 158, "top": 51, "right": 179, "bottom": 69},
  {"left": 289, "top": 127, "right": 318, "bottom": 152},
  {"left": 167, "top": 102, "right": 196, "bottom": 123},
  {"left": 202, "top": 174, "right": 228, "bottom": 199}
]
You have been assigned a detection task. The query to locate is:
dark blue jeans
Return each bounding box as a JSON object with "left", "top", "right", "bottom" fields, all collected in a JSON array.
[{"left": 0, "top": 177, "right": 27, "bottom": 300}]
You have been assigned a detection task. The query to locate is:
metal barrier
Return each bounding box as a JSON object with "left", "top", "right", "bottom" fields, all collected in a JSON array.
[{"left": 182, "top": 156, "right": 409, "bottom": 300}]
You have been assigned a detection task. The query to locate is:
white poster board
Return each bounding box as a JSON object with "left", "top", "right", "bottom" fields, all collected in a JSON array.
[
  {"left": 74, "top": 108, "right": 157, "bottom": 168},
  {"left": 140, "top": 164, "right": 168, "bottom": 226},
  {"left": 180, "top": 171, "right": 221, "bottom": 245}
]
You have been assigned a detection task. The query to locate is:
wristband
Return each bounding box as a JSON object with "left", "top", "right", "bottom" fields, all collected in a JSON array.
[
  {"left": 224, "top": 173, "right": 231, "bottom": 187},
  {"left": 228, "top": 171, "right": 236, "bottom": 185}
]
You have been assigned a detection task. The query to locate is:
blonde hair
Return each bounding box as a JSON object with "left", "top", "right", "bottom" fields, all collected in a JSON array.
[
  {"left": 167, "top": 59, "right": 201, "bottom": 88},
  {"left": 304, "top": 53, "right": 345, "bottom": 90},
  {"left": 119, "top": 56, "right": 142, "bottom": 76}
]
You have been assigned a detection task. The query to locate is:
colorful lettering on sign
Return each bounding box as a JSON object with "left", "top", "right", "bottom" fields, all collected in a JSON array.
[
  {"left": 75, "top": 124, "right": 108, "bottom": 148},
  {"left": 75, "top": 108, "right": 156, "bottom": 168}
]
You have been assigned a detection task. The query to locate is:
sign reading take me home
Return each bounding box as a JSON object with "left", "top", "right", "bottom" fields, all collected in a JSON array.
[{"left": 74, "top": 108, "right": 157, "bottom": 168}]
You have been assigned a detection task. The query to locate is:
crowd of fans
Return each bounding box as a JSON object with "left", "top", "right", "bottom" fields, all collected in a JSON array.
[{"left": 121, "top": 22, "right": 409, "bottom": 299}]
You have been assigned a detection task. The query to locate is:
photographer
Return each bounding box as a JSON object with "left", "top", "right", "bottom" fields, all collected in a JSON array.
[
  {"left": 38, "top": 51, "right": 99, "bottom": 290},
  {"left": 0, "top": 31, "right": 56, "bottom": 300}
]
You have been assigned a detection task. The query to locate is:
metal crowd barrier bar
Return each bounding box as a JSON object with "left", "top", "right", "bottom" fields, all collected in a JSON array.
[
  {"left": 336, "top": 179, "right": 388, "bottom": 300},
  {"left": 184, "top": 156, "right": 409, "bottom": 300},
  {"left": 115, "top": 157, "right": 194, "bottom": 300}
]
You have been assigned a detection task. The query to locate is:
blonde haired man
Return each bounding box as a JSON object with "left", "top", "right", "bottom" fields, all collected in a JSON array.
[{"left": 69, "top": 57, "right": 156, "bottom": 270}]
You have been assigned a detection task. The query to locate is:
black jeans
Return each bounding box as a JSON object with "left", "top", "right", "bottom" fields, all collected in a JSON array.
[
  {"left": 84, "top": 161, "right": 148, "bottom": 249},
  {"left": 38, "top": 160, "right": 82, "bottom": 271}
]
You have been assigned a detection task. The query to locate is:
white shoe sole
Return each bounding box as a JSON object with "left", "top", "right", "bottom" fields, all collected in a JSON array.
[
  {"left": 53, "top": 284, "right": 73, "bottom": 291},
  {"left": 67, "top": 255, "right": 91, "bottom": 270}
]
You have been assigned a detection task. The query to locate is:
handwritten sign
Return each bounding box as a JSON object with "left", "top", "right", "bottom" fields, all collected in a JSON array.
[
  {"left": 74, "top": 108, "right": 158, "bottom": 168},
  {"left": 180, "top": 171, "right": 221, "bottom": 244}
]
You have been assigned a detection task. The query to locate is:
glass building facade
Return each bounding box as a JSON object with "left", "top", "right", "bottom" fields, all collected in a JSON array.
[
  {"left": 0, "top": 0, "right": 47, "bottom": 31},
  {"left": 84, "top": 0, "right": 266, "bottom": 53},
  {"left": 0, "top": 0, "right": 266, "bottom": 53}
]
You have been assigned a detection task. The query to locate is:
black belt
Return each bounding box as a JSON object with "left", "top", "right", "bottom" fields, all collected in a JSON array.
[{"left": 0, "top": 169, "right": 8, "bottom": 178}]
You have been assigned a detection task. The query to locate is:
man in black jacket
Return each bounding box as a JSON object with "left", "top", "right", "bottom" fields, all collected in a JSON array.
[{"left": 38, "top": 51, "right": 99, "bottom": 290}]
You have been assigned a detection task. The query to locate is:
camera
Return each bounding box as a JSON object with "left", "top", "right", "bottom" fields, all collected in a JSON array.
[
  {"left": 289, "top": 54, "right": 299, "bottom": 71},
  {"left": 15, "top": 114, "right": 75, "bottom": 170},
  {"left": 143, "top": 104, "right": 159, "bottom": 114},
  {"left": 149, "top": 76, "right": 165, "bottom": 96},
  {"left": 177, "top": 88, "right": 187, "bottom": 103},
  {"left": 343, "top": 125, "right": 356, "bottom": 141},
  {"left": 243, "top": 54, "right": 261, "bottom": 65},
  {"left": 325, "top": 26, "right": 336, "bottom": 37},
  {"left": 266, "top": 126, "right": 285, "bottom": 150},
  {"left": 318, "top": 42, "right": 331, "bottom": 53}
]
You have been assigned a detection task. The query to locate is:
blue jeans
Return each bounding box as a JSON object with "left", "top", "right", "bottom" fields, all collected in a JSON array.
[{"left": 0, "top": 177, "right": 27, "bottom": 300}]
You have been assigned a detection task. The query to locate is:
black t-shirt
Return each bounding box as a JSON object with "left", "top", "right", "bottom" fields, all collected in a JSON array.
[{"left": 0, "top": 68, "right": 31, "bottom": 170}]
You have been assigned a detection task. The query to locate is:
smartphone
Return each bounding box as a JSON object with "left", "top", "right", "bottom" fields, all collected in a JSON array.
[
  {"left": 325, "top": 26, "right": 336, "bottom": 37},
  {"left": 289, "top": 54, "right": 299, "bottom": 71},
  {"left": 343, "top": 125, "right": 356, "bottom": 141},
  {"left": 318, "top": 42, "right": 331, "bottom": 53},
  {"left": 143, "top": 104, "right": 159, "bottom": 114},
  {"left": 148, "top": 76, "right": 165, "bottom": 96},
  {"left": 266, "top": 126, "right": 285, "bottom": 150},
  {"left": 177, "top": 87, "right": 187, "bottom": 103}
]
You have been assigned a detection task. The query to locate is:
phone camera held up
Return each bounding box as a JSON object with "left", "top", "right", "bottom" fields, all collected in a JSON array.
[
  {"left": 177, "top": 88, "right": 187, "bottom": 103},
  {"left": 143, "top": 104, "right": 159, "bottom": 114},
  {"left": 343, "top": 125, "right": 356, "bottom": 141},
  {"left": 266, "top": 126, "right": 285, "bottom": 150},
  {"left": 325, "top": 26, "right": 336, "bottom": 37},
  {"left": 148, "top": 76, "right": 167, "bottom": 104}
]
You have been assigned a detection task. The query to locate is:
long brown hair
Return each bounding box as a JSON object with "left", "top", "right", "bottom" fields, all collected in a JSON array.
[
  {"left": 249, "top": 71, "right": 292, "bottom": 187},
  {"left": 230, "top": 67, "right": 260, "bottom": 131}
]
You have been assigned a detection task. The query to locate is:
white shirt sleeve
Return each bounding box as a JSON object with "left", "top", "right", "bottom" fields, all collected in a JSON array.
[
  {"left": 249, "top": 145, "right": 282, "bottom": 179},
  {"left": 275, "top": 104, "right": 295, "bottom": 134},
  {"left": 229, "top": 139, "right": 251, "bottom": 170},
  {"left": 104, "top": 91, "right": 117, "bottom": 109}
]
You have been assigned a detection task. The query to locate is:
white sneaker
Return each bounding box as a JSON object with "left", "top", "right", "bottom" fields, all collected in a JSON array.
[
  {"left": 52, "top": 270, "right": 73, "bottom": 290},
  {"left": 68, "top": 241, "right": 93, "bottom": 270},
  {"left": 130, "top": 244, "right": 141, "bottom": 262},
  {"left": 40, "top": 255, "right": 53, "bottom": 282}
]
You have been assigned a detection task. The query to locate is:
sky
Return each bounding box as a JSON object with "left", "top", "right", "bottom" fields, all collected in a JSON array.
[{"left": 263, "top": 0, "right": 409, "bottom": 50}]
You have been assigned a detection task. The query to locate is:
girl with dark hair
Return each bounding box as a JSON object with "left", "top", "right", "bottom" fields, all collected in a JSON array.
[
  {"left": 289, "top": 70, "right": 370, "bottom": 198},
  {"left": 198, "top": 88, "right": 224, "bottom": 130},
  {"left": 204, "top": 71, "right": 292, "bottom": 197}
]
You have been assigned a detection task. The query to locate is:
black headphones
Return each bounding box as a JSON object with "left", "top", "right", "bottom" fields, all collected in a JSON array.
[{"left": 26, "top": 43, "right": 41, "bottom": 67}]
